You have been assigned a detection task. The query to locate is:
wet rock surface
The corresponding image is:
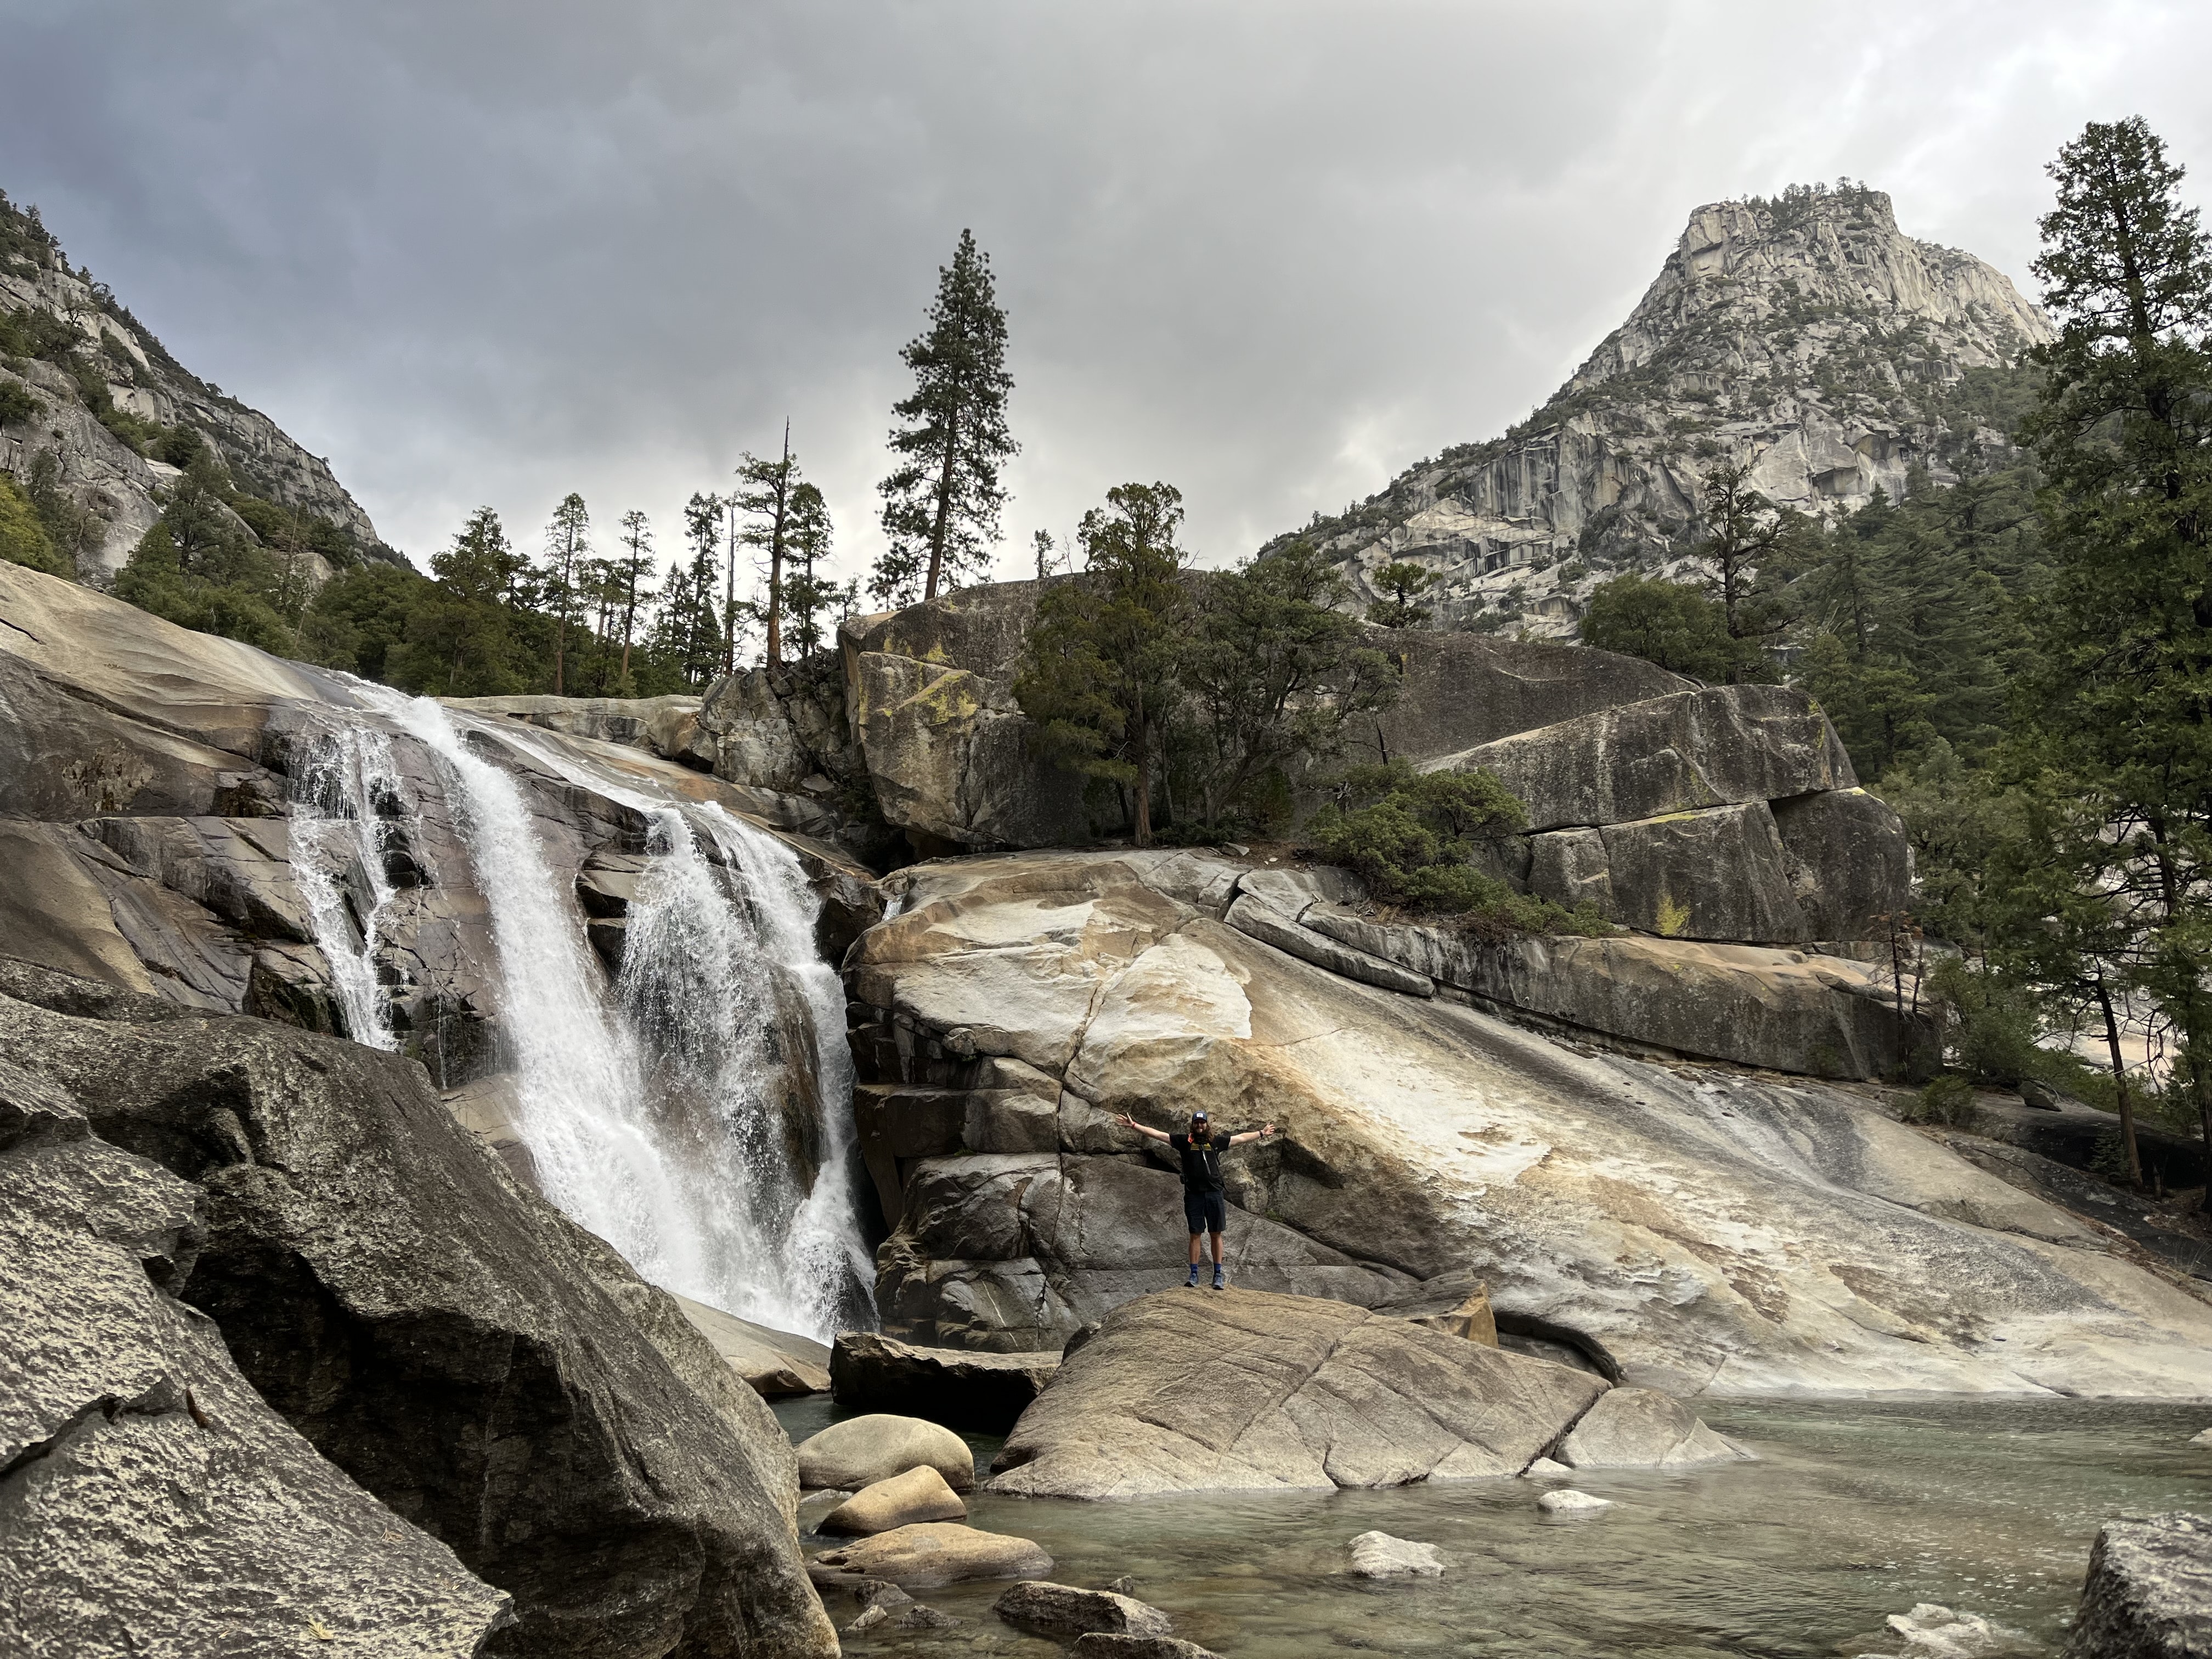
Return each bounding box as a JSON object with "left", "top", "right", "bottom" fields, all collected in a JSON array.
[
  {"left": 0, "top": 963, "right": 837, "bottom": 1659},
  {"left": 1348, "top": 1531, "right": 1448, "bottom": 1577},
  {"left": 2063, "top": 1511, "right": 2212, "bottom": 1659},
  {"left": 1554, "top": 1387, "right": 1748, "bottom": 1469},
  {"left": 992, "top": 1580, "right": 1175, "bottom": 1639}
]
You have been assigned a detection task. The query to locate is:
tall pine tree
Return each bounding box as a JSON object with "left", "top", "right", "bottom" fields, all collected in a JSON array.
[{"left": 877, "top": 229, "right": 1016, "bottom": 606}]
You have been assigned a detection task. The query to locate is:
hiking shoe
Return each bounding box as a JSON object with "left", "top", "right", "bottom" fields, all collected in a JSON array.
[
  {"left": 1212, "top": 1267, "right": 1227, "bottom": 1291},
  {"left": 1185, "top": 1267, "right": 1201, "bottom": 1288}
]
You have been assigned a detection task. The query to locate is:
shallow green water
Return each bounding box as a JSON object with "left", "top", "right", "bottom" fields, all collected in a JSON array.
[{"left": 775, "top": 1395, "right": 2212, "bottom": 1658}]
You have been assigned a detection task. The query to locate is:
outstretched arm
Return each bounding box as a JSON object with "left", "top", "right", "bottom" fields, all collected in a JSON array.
[
  {"left": 1230, "top": 1122, "right": 1277, "bottom": 1146},
  {"left": 1116, "top": 1113, "right": 1172, "bottom": 1144}
]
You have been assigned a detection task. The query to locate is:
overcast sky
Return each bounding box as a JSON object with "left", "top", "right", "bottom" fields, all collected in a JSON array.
[{"left": 2, "top": 2, "right": 2206, "bottom": 583}]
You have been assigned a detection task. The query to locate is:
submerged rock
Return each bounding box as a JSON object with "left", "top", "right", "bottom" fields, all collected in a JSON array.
[
  {"left": 0, "top": 1057, "right": 511, "bottom": 1656},
  {"left": 818, "top": 1465, "right": 968, "bottom": 1536},
  {"left": 987, "top": 1288, "right": 1607, "bottom": 1499},
  {"left": 2063, "top": 1512, "right": 2212, "bottom": 1659},
  {"left": 1555, "top": 1387, "right": 1748, "bottom": 1469},
  {"left": 1348, "top": 1531, "right": 1447, "bottom": 1577},
  {"left": 1073, "top": 1639, "right": 1224, "bottom": 1659},
  {"left": 993, "top": 1580, "right": 1175, "bottom": 1638},
  {"left": 796, "top": 1413, "right": 976, "bottom": 1492},
  {"left": 813, "top": 1522, "right": 1053, "bottom": 1589},
  {"left": 0, "top": 963, "right": 837, "bottom": 1659},
  {"left": 1537, "top": 1489, "right": 1613, "bottom": 1515}
]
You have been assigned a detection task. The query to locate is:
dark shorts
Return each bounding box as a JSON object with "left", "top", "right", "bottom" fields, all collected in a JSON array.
[{"left": 1183, "top": 1188, "right": 1227, "bottom": 1235}]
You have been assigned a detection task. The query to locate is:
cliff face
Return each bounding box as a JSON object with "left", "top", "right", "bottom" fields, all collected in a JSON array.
[
  {"left": 1285, "top": 184, "right": 2052, "bottom": 634},
  {"left": 0, "top": 194, "right": 388, "bottom": 577}
]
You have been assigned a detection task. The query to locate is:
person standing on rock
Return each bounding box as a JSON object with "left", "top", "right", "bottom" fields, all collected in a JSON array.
[{"left": 1116, "top": 1109, "right": 1274, "bottom": 1290}]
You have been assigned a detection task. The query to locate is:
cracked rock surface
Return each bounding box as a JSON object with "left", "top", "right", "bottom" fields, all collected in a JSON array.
[
  {"left": 0, "top": 1055, "right": 510, "bottom": 1657},
  {"left": 849, "top": 850, "right": 2212, "bottom": 1395}
]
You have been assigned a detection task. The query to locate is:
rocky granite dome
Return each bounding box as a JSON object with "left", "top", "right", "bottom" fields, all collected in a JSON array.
[
  {"left": 1272, "top": 183, "right": 2053, "bottom": 634},
  {"left": 0, "top": 193, "right": 388, "bottom": 578}
]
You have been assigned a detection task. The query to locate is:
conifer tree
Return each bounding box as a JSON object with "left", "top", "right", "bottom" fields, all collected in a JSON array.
[
  {"left": 679, "top": 491, "right": 725, "bottom": 685},
  {"left": 877, "top": 229, "right": 1016, "bottom": 605},
  {"left": 1366, "top": 561, "right": 1436, "bottom": 628},
  {"left": 780, "top": 481, "right": 835, "bottom": 658},
  {"left": 2010, "top": 116, "right": 2212, "bottom": 1202},
  {"left": 616, "top": 509, "right": 654, "bottom": 692},
  {"left": 1015, "top": 482, "right": 1187, "bottom": 845},
  {"left": 544, "top": 492, "right": 589, "bottom": 695},
  {"left": 733, "top": 426, "right": 799, "bottom": 668}
]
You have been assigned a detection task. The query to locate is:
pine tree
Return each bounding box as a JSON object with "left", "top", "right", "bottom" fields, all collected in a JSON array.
[
  {"left": 877, "top": 228, "right": 1017, "bottom": 605},
  {"left": 1014, "top": 482, "right": 1188, "bottom": 845},
  {"left": 2011, "top": 117, "right": 2212, "bottom": 1202},
  {"left": 1692, "top": 460, "right": 1796, "bottom": 664},
  {"left": 544, "top": 492, "right": 589, "bottom": 695},
  {"left": 616, "top": 510, "right": 654, "bottom": 692},
  {"left": 733, "top": 426, "right": 799, "bottom": 668},
  {"left": 679, "top": 492, "right": 725, "bottom": 686},
  {"left": 780, "top": 481, "right": 834, "bottom": 658},
  {"left": 1366, "top": 561, "right": 1436, "bottom": 628}
]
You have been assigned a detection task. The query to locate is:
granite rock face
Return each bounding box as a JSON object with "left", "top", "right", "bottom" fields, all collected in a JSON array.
[
  {"left": 0, "top": 965, "right": 837, "bottom": 1659},
  {"left": 846, "top": 850, "right": 2212, "bottom": 1393},
  {"left": 0, "top": 1056, "right": 511, "bottom": 1657},
  {"left": 1553, "top": 1387, "right": 1748, "bottom": 1469},
  {"left": 830, "top": 1331, "right": 1058, "bottom": 1430},
  {"left": 0, "top": 199, "right": 390, "bottom": 579},
  {"left": 2063, "top": 1511, "right": 2212, "bottom": 1659},
  {"left": 986, "top": 1289, "right": 1609, "bottom": 1498},
  {"left": 1272, "top": 187, "right": 2053, "bottom": 635}
]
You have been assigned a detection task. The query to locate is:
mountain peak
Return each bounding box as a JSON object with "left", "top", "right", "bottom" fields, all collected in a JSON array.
[{"left": 1282, "top": 182, "right": 2051, "bottom": 634}]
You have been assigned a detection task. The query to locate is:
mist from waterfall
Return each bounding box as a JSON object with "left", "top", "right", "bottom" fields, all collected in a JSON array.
[{"left": 291, "top": 687, "right": 872, "bottom": 1340}]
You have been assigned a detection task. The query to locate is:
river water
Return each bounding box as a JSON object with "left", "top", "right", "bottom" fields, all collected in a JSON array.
[{"left": 777, "top": 1395, "right": 2212, "bottom": 1658}]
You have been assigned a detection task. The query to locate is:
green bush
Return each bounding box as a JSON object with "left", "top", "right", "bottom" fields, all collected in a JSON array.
[
  {"left": 0, "top": 471, "right": 67, "bottom": 574},
  {"left": 1903, "top": 1074, "right": 1979, "bottom": 1128},
  {"left": 1305, "top": 761, "right": 1610, "bottom": 936},
  {"left": 0, "top": 379, "right": 43, "bottom": 427}
]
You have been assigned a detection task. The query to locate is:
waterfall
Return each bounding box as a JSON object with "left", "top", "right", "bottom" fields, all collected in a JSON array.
[
  {"left": 287, "top": 719, "right": 408, "bottom": 1051},
  {"left": 291, "top": 687, "right": 871, "bottom": 1339}
]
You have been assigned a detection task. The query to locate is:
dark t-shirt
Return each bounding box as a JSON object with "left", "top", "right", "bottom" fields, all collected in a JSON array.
[{"left": 1170, "top": 1128, "right": 1230, "bottom": 1192}]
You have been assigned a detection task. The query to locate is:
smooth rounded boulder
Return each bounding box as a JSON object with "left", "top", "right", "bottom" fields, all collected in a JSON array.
[
  {"left": 1348, "top": 1532, "right": 1446, "bottom": 1578},
  {"left": 797, "top": 1412, "right": 975, "bottom": 1492},
  {"left": 813, "top": 1522, "right": 1053, "bottom": 1589},
  {"left": 1554, "top": 1387, "right": 1748, "bottom": 1469},
  {"left": 817, "top": 1464, "right": 968, "bottom": 1536}
]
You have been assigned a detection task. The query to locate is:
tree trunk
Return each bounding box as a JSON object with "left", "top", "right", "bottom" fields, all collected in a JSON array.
[
  {"left": 924, "top": 407, "right": 960, "bottom": 603},
  {"left": 722, "top": 499, "right": 738, "bottom": 676},
  {"left": 767, "top": 424, "right": 790, "bottom": 668},
  {"left": 2092, "top": 968, "right": 2143, "bottom": 1186}
]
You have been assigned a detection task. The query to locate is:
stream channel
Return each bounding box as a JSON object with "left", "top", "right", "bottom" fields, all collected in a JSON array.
[{"left": 776, "top": 1395, "right": 2211, "bottom": 1658}]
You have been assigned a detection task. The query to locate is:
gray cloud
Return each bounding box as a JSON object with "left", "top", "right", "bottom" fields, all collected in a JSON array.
[{"left": 2, "top": 1, "right": 2205, "bottom": 580}]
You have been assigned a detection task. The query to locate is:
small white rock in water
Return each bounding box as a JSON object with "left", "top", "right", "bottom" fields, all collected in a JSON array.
[
  {"left": 2190, "top": 1426, "right": 2212, "bottom": 1446},
  {"left": 1348, "top": 1531, "right": 1446, "bottom": 1577},
  {"left": 1537, "top": 1488, "right": 1612, "bottom": 1515},
  {"left": 1853, "top": 1602, "right": 2023, "bottom": 1658},
  {"left": 1521, "top": 1457, "right": 1573, "bottom": 1480}
]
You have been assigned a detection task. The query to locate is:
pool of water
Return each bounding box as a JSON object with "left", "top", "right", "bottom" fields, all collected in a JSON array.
[{"left": 774, "top": 1395, "right": 2212, "bottom": 1658}]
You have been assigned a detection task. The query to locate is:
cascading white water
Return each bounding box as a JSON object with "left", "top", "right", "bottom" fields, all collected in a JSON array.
[
  {"left": 287, "top": 719, "right": 408, "bottom": 1051},
  {"left": 294, "top": 687, "right": 872, "bottom": 1338}
]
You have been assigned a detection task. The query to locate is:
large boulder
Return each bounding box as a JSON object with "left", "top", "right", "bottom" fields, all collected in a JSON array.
[
  {"left": 987, "top": 1289, "right": 1607, "bottom": 1498},
  {"left": 839, "top": 584, "right": 1092, "bottom": 850},
  {"left": 1552, "top": 1387, "right": 1747, "bottom": 1469},
  {"left": 817, "top": 1466, "right": 967, "bottom": 1536},
  {"left": 0, "top": 963, "right": 837, "bottom": 1659},
  {"left": 1355, "top": 629, "right": 1696, "bottom": 765},
  {"left": 0, "top": 1057, "right": 512, "bottom": 1656},
  {"left": 811, "top": 1523, "right": 1052, "bottom": 1590},
  {"left": 2063, "top": 1511, "right": 2212, "bottom": 1658},
  {"left": 845, "top": 850, "right": 2212, "bottom": 1395},
  {"left": 1427, "top": 683, "right": 1855, "bottom": 831},
  {"left": 676, "top": 1294, "right": 833, "bottom": 1397},
  {"left": 1771, "top": 787, "right": 1914, "bottom": 943},
  {"left": 830, "top": 1331, "right": 1058, "bottom": 1430},
  {"left": 1526, "top": 802, "right": 1808, "bottom": 943},
  {"left": 795, "top": 1414, "right": 975, "bottom": 1492}
]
